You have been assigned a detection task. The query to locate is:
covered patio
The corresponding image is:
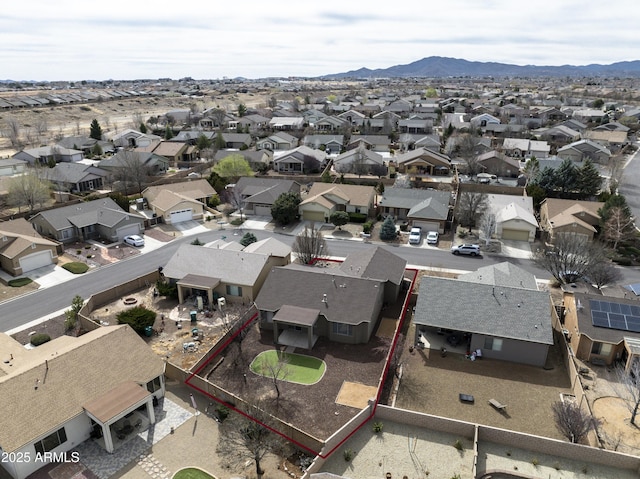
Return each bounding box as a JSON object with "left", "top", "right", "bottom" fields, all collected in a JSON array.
[
  {"left": 273, "top": 305, "right": 319, "bottom": 350},
  {"left": 176, "top": 274, "right": 220, "bottom": 306},
  {"left": 83, "top": 381, "right": 157, "bottom": 453}
]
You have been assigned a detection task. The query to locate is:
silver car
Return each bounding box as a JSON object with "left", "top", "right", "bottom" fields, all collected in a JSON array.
[{"left": 450, "top": 244, "right": 480, "bottom": 256}]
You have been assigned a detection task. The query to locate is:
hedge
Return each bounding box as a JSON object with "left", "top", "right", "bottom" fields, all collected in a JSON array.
[
  {"left": 31, "top": 333, "right": 51, "bottom": 346},
  {"left": 62, "top": 262, "right": 89, "bottom": 274},
  {"left": 8, "top": 278, "right": 33, "bottom": 287},
  {"left": 348, "top": 212, "right": 367, "bottom": 223},
  {"left": 117, "top": 305, "right": 157, "bottom": 335}
]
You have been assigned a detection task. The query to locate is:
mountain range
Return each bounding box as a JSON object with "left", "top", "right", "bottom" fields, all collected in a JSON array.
[{"left": 321, "top": 56, "right": 640, "bottom": 79}]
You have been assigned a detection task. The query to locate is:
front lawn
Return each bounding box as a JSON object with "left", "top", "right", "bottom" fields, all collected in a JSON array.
[
  {"left": 173, "top": 467, "right": 215, "bottom": 479},
  {"left": 62, "top": 262, "right": 89, "bottom": 274},
  {"left": 250, "top": 350, "right": 326, "bottom": 385},
  {"left": 8, "top": 277, "right": 33, "bottom": 287}
]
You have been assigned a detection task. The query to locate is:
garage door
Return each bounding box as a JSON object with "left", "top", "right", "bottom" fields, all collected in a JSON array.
[
  {"left": 19, "top": 250, "right": 53, "bottom": 273},
  {"left": 502, "top": 228, "right": 530, "bottom": 241},
  {"left": 255, "top": 205, "right": 272, "bottom": 217},
  {"left": 116, "top": 224, "right": 141, "bottom": 241},
  {"left": 170, "top": 209, "right": 193, "bottom": 224},
  {"left": 302, "top": 210, "right": 326, "bottom": 222},
  {"left": 412, "top": 221, "right": 439, "bottom": 233}
]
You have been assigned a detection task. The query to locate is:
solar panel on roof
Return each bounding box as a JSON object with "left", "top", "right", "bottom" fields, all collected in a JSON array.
[
  {"left": 632, "top": 306, "right": 640, "bottom": 316},
  {"left": 610, "top": 302, "right": 621, "bottom": 314},
  {"left": 589, "top": 299, "right": 640, "bottom": 333},
  {"left": 620, "top": 304, "right": 632, "bottom": 316},
  {"left": 592, "top": 316, "right": 610, "bottom": 328},
  {"left": 625, "top": 283, "right": 640, "bottom": 295}
]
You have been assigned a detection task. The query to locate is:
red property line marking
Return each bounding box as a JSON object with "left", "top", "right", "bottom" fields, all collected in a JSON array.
[{"left": 185, "top": 258, "right": 419, "bottom": 459}]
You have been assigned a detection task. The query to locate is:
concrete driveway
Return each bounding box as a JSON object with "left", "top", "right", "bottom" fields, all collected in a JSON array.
[
  {"left": 172, "top": 220, "right": 210, "bottom": 236},
  {"left": 500, "top": 240, "right": 533, "bottom": 259},
  {"left": 241, "top": 215, "right": 272, "bottom": 230},
  {"left": 0, "top": 264, "right": 77, "bottom": 290}
]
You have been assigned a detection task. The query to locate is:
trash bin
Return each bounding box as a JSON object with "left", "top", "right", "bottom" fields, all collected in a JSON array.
[
  {"left": 144, "top": 326, "right": 153, "bottom": 337},
  {"left": 190, "top": 311, "right": 197, "bottom": 323}
]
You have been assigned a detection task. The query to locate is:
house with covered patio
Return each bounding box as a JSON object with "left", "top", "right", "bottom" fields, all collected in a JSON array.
[
  {"left": 0, "top": 326, "right": 165, "bottom": 479},
  {"left": 395, "top": 148, "right": 452, "bottom": 177}
]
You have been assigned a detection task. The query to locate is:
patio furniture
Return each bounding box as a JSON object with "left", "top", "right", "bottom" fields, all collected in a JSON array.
[
  {"left": 459, "top": 393, "right": 474, "bottom": 404},
  {"left": 489, "top": 398, "right": 506, "bottom": 410}
]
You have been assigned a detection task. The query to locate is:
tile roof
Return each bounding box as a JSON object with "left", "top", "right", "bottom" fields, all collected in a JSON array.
[
  {"left": 414, "top": 276, "right": 553, "bottom": 345},
  {"left": 0, "top": 326, "right": 164, "bottom": 453}
]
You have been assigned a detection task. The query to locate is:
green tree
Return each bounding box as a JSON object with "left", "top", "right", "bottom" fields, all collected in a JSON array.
[
  {"left": 271, "top": 192, "right": 301, "bottom": 225},
  {"left": 213, "top": 154, "right": 253, "bottom": 182},
  {"left": 555, "top": 159, "right": 579, "bottom": 196},
  {"left": 215, "top": 131, "right": 227, "bottom": 150},
  {"left": 207, "top": 171, "right": 228, "bottom": 193},
  {"left": 238, "top": 103, "right": 247, "bottom": 117},
  {"left": 139, "top": 122, "right": 148, "bottom": 134},
  {"left": 116, "top": 305, "right": 156, "bottom": 335},
  {"left": 425, "top": 87, "right": 438, "bottom": 98},
  {"left": 240, "top": 232, "right": 258, "bottom": 247},
  {"left": 109, "top": 192, "right": 131, "bottom": 211},
  {"left": 599, "top": 194, "right": 632, "bottom": 225},
  {"left": 64, "top": 294, "right": 84, "bottom": 330},
  {"left": 330, "top": 211, "right": 349, "bottom": 230},
  {"left": 379, "top": 216, "right": 398, "bottom": 240},
  {"left": 164, "top": 125, "right": 174, "bottom": 140},
  {"left": 576, "top": 159, "right": 603, "bottom": 198},
  {"left": 536, "top": 166, "right": 560, "bottom": 196},
  {"left": 196, "top": 133, "right": 212, "bottom": 151},
  {"left": 592, "top": 99, "right": 605, "bottom": 109},
  {"left": 321, "top": 170, "right": 332, "bottom": 183},
  {"left": 91, "top": 143, "right": 103, "bottom": 157},
  {"left": 89, "top": 119, "right": 103, "bottom": 140}
]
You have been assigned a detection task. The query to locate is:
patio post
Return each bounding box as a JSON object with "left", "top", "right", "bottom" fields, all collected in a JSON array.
[
  {"left": 146, "top": 396, "right": 156, "bottom": 424},
  {"left": 102, "top": 424, "right": 114, "bottom": 453}
]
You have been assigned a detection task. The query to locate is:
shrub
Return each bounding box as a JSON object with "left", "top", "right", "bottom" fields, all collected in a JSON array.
[
  {"left": 240, "top": 232, "right": 257, "bottom": 247},
  {"left": 343, "top": 449, "right": 354, "bottom": 462},
  {"left": 117, "top": 305, "right": 156, "bottom": 335},
  {"left": 191, "top": 238, "right": 204, "bottom": 246},
  {"left": 62, "top": 262, "right": 89, "bottom": 274},
  {"left": 216, "top": 404, "right": 230, "bottom": 422},
  {"left": 230, "top": 218, "right": 244, "bottom": 226},
  {"left": 8, "top": 278, "right": 32, "bottom": 287},
  {"left": 613, "top": 256, "right": 632, "bottom": 266},
  {"left": 372, "top": 421, "right": 383, "bottom": 433},
  {"left": 348, "top": 212, "right": 367, "bottom": 223},
  {"left": 531, "top": 458, "right": 539, "bottom": 467},
  {"left": 363, "top": 221, "right": 374, "bottom": 234},
  {"left": 156, "top": 280, "right": 178, "bottom": 299},
  {"left": 453, "top": 439, "right": 463, "bottom": 451},
  {"left": 30, "top": 333, "right": 51, "bottom": 346}
]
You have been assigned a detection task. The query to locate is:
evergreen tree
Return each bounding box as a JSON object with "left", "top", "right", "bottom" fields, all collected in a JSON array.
[
  {"left": 599, "top": 194, "right": 632, "bottom": 225},
  {"left": 379, "top": 216, "right": 398, "bottom": 241},
  {"left": 215, "top": 131, "right": 226, "bottom": 150},
  {"left": 89, "top": 119, "right": 103, "bottom": 140},
  {"left": 238, "top": 103, "right": 247, "bottom": 117},
  {"left": 139, "top": 122, "right": 148, "bottom": 134},
  {"left": 164, "top": 125, "right": 174, "bottom": 140},
  {"left": 91, "top": 143, "right": 103, "bottom": 157},
  {"left": 555, "top": 159, "right": 578, "bottom": 196},
  {"left": 330, "top": 211, "right": 349, "bottom": 230},
  {"left": 240, "top": 232, "right": 258, "bottom": 247},
  {"left": 576, "top": 159, "right": 603, "bottom": 199},
  {"left": 271, "top": 192, "right": 301, "bottom": 226}
]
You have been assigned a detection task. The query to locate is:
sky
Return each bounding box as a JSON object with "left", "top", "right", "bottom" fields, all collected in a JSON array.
[{"left": 2, "top": 0, "right": 638, "bottom": 81}]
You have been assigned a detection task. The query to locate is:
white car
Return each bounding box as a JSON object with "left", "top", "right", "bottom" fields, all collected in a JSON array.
[
  {"left": 124, "top": 235, "right": 145, "bottom": 247},
  {"left": 408, "top": 227, "right": 422, "bottom": 245},
  {"left": 426, "top": 231, "right": 439, "bottom": 245}
]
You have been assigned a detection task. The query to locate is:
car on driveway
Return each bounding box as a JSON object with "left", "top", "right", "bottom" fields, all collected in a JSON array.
[
  {"left": 426, "top": 231, "right": 439, "bottom": 245},
  {"left": 451, "top": 244, "right": 480, "bottom": 256},
  {"left": 124, "top": 234, "right": 145, "bottom": 247},
  {"left": 408, "top": 227, "right": 422, "bottom": 245}
]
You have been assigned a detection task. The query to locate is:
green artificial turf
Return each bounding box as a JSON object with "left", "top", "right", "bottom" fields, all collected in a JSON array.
[
  {"left": 62, "top": 262, "right": 89, "bottom": 274},
  {"left": 8, "top": 277, "right": 32, "bottom": 287},
  {"left": 173, "top": 468, "right": 215, "bottom": 479},
  {"left": 250, "top": 350, "right": 326, "bottom": 385}
]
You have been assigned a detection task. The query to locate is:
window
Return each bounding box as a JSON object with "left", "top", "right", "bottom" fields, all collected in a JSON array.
[
  {"left": 332, "top": 323, "right": 352, "bottom": 337},
  {"left": 226, "top": 285, "right": 242, "bottom": 297},
  {"left": 147, "top": 376, "right": 162, "bottom": 394},
  {"left": 34, "top": 428, "right": 67, "bottom": 454},
  {"left": 591, "top": 342, "right": 613, "bottom": 356},
  {"left": 484, "top": 337, "right": 503, "bottom": 351}
]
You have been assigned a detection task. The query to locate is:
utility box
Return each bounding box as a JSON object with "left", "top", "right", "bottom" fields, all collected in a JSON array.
[{"left": 190, "top": 311, "right": 197, "bottom": 323}]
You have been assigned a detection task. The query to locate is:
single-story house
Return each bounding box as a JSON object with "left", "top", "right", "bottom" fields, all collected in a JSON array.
[
  {"left": 13, "top": 146, "right": 83, "bottom": 165},
  {"left": 273, "top": 146, "right": 327, "bottom": 174},
  {"left": 502, "top": 138, "right": 550, "bottom": 159},
  {"left": 378, "top": 187, "right": 452, "bottom": 233},
  {"left": 255, "top": 264, "right": 386, "bottom": 348},
  {"left": 539, "top": 198, "right": 602, "bottom": 242},
  {"left": 0, "top": 218, "right": 60, "bottom": 276},
  {"left": 242, "top": 237, "right": 292, "bottom": 265},
  {"left": 557, "top": 139, "right": 612, "bottom": 164},
  {"left": 268, "top": 116, "right": 305, "bottom": 130},
  {"left": 40, "top": 162, "right": 109, "bottom": 193},
  {"left": 346, "top": 135, "right": 391, "bottom": 153},
  {"left": 220, "top": 133, "right": 252, "bottom": 149},
  {"left": 214, "top": 150, "right": 273, "bottom": 170},
  {"left": 332, "top": 147, "right": 385, "bottom": 175},
  {"left": 470, "top": 113, "right": 500, "bottom": 128},
  {"left": 111, "top": 129, "right": 162, "bottom": 148},
  {"left": 145, "top": 141, "right": 196, "bottom": 165},
  {"left": 563, "top": 291, "right": 640, "bottom": 369},
  {"left": 299, "top": 183, "right": 376, "bottom": 222},
  {"left": 57, "top": 135, "right": 115, "bottom": 156},
  {"left": 162, "top": 243, "right": 289, "bottom": 306},
  {"left": 0, "top": 326, "right": 165, "bottom": 479},
  {"left": 533, "top": 126, "right": 581, "bottom": 145},
  {"left": 0, "top": 158, "right": 27, "bottom": 176},
  {"left": 486, "top": 194, "right": 538, "bottom": 242},
  {"left": 98, "top": 150, "right": 169, "bottom": 175},
  {"left": 256, "top": 132, "right": 299, "bottom": 151},
  {"left": 302, "top": 135, "right": 344, "bottom": 154},
  {"left": 475, "top": 151, "right": 521, "bottom": 178},
  {"left": 414, "top": 275, "right": 554, "bottom": 366},
  {"left": 395, "top": 148, "right": 452, "bottom": 176},
  {"left": 234, "top": 177, "right": 301, "bottom": 216},
  {"left": 313, "top": 116, "right": 347, "bottom": 132},
  {"left": 30, "top": 197, "right": 145, "bottom": 244},
  {"left": 397, "top": 134, "right": 441, "bottom": 153},
  {"left": 457, "top": 261, "right": 539, "bottom": 291},
  {"left": 142, "top": 179, "right": 217, "bottom": 224}
]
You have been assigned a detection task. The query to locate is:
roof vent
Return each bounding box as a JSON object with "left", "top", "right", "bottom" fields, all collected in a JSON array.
[{"left": 321, "top": 294, "right": 328, "bottom": 304}]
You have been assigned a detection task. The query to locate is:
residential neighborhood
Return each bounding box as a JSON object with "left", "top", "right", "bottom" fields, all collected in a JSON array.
[{"left": 2, "top": 73, "right": 640, "bottom": 479}]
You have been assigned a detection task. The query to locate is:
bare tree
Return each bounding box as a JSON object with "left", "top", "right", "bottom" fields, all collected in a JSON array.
[
  {"left": 614, "top": 360, "right": 640, "bottom": 426},
  {"left": 224, "top": 186, "right": 246, "bottom": 221},
  {"left": 258, "top": 351, "right": 291, "bottom": 399},
  {"left": 602, "top": 206, "right": 635, "bottom": 250},
  {"left": 292, "top": 223, "right": 329, "bottom": 265},
  {"left": 34, "top": 118, "right": 49, "bottom": 141},
  {"left": 217, "top": 401, "right": 291, "bottom": 479},
  {"left": 130, "top": 111, "right": 145, "bottom": 130},
  {"left": 4, "top": 116, "right": 22, "bottom": 148},
  {"left": 8, "top": 169, "right": 51, "bottom": 213},
  {"left": 532, "top": 233, "right": 607, "bottom": 285},
  {"left": 456, "top": 133, "right": 483, "bottom": 178},
  {"left": 352, "top": 155, "right": 370, "bottom": 178},
  {"left": 210, "top": 108, "right": 228, "bottom": 129},
  {"left": 552, "top": 400, "right": 599, "bottom": 443},
  {"left": 115, "top": 149, "right": 150, "bottom": 195},
  {"left": 587, "top": 261, "right": 623, "bottom": 289},
  {"left": 455, "top": 192, "right": 488, "bottom": 232},
  {"left": 479, "top": 212, "right": 497, "bottom": 246}
]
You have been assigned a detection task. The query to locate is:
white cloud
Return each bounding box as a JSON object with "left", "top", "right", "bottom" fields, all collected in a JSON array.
[{"left": 2, "top": 0, "right": 638, "bottom": 80}]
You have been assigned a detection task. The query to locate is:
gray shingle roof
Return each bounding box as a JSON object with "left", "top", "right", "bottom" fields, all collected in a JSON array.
[
  {"left": 378, "top": 188, "right": 451, "bottom": 219},
  {"left": 163, "top": 244, "right": 269, "bottom": 286},
  {"left": 339, "top": 246, "right": 406, "bottom": 286},
  {"left": 414, "top": 276, "right": 553, "bottom": 345},
  {"left": 457, "top": 262, "right": 538, "bottom": 290},
  {"left": 255, "top": 265, "right": 384, "bottom": 326},
  {"left": 31, "top": 198, "right": 139, "bottom": 231}
]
